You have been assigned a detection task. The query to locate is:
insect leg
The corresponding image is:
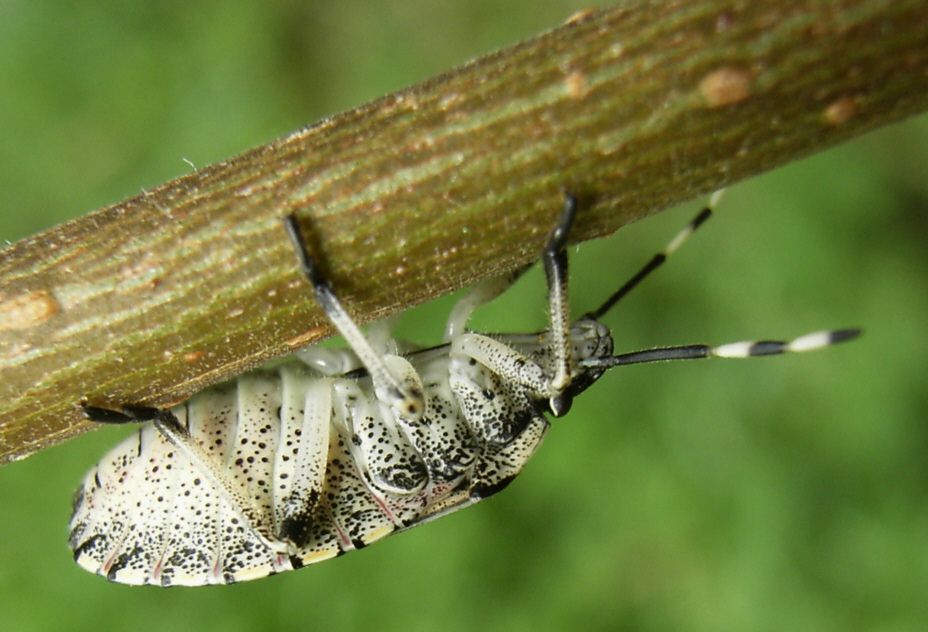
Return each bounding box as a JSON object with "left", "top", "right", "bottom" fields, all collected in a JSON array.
[
  {"left": 443, "top": 265, "right": 530, "bottom": 342},
  {"left": 449, "top": 192, "right": 577, "bottom": 404},
  {"left": 283, "top": 215, "right": 426, "bottom": 420},
  {"left": 275, "top": 372, "right": 331, "bottom": 547},
  {"left": 85, "top": 402, "right": 275, "bottom": 540},
  {"left": 451, "top": 333, "right": 549, "bottom": 393},
  {"left": 333, "top": 377, "right": 429, "bottom": 497},
  {"left": 316, "top": 391, "right": 406, "bottom": 549},
  {"left": 365, "top": 315, "right": 402, "bottom": 355},
  {"left": 542, "top": 192, "right": 578, "bottom": 398},
  {"left": 127, "top": 406, "right": 287, "bottom": 556},
  {"left": 295, "top": 346, "right": 360, "bottom": 376},
  {"left": 82, "top": 404, "right": 164, "bottom": 424}
]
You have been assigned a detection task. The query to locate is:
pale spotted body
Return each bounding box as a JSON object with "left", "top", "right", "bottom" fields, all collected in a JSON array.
[
  {"left": 70, "top": 193, "right": 858, "bottom": 586},
  {"left": 70, "top": 325, "right": 607, "bottom": 585}
]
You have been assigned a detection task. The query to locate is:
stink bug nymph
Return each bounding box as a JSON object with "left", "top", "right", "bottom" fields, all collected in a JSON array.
[{"left": 71, "top": 192, "right": 859, "bottom": 586}]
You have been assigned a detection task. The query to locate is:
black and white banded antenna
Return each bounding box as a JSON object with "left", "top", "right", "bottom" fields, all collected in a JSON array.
[
  {"left": 580, "top": 329, "right": 861, "bottom": 370},
  {"left": 581, "top": 189, "right": 860, "bottom": 368},
  {"left": 585, "top": 189, "right": 724, "bottom": 321}
]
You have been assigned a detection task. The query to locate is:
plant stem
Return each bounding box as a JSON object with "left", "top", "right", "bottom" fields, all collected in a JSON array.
[{"left": 1, "top": 0, "right": 927, "bottom": 464}]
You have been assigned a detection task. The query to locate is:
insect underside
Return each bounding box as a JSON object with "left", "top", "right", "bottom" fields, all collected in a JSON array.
[{"left": 70, "top": 193, "right": 858, "bottom": 586}]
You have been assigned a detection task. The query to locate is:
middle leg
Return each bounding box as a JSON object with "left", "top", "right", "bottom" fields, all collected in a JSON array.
[{"left": 283, "top": 215, "right": 426, "bottom": 420}]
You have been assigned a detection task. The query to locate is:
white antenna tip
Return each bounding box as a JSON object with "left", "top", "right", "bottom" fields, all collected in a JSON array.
[{"left": 709, "top": 188, "right": 727, "bottom": 209}]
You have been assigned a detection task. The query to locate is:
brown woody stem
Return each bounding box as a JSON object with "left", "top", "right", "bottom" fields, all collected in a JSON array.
[{"left": 1, "top": 0, "right": 927, "bottom": 464}]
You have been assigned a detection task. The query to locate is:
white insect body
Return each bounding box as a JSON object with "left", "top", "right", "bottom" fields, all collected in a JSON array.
[{"left": 70, "top": 193, "right": 858, "bottom": 586}]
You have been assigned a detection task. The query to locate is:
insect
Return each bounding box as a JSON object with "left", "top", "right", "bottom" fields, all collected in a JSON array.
[{"left": 70, "top": 192, "right": 859, "bottom": 586}]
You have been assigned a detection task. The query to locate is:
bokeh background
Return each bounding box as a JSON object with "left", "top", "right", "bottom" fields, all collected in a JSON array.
[{"left": 1, "top": 2, "right": 926, "bottom": 631}]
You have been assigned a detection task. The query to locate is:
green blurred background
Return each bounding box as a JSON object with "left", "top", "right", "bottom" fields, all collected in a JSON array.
[{"left": 1, "top": 2, "right": 926, "bottom": 631}]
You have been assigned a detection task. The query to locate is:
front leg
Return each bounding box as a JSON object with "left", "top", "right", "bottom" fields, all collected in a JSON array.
[
  {"left": 542, "top": 191, "right": 578, "bottom": 396},
  {"left": 449, "top": 333, "right": 550, "bottom": 445},
  {"left": 450, "top": 333, "right": 549, "bottom": 395}
]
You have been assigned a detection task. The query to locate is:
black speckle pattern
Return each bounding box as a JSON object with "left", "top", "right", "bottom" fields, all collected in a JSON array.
[{"left": 70, "top": 322, "right": 615, "bottom": 586}]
